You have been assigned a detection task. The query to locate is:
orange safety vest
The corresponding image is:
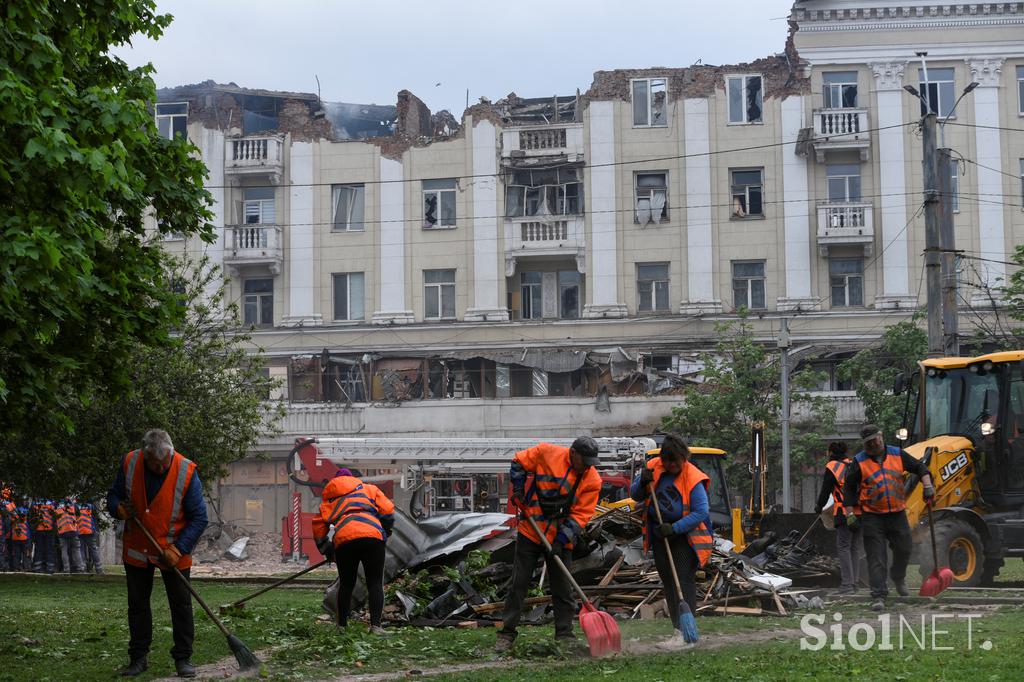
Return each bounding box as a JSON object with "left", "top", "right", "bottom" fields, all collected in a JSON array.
[
  {"left": 313, "top": 476, "right": 395, "bottom": 546},
  {"left": 12, "top": 513, "right": 29, "bottom": 542},
  {"left": 641, "top": 459, "right": 715, "bottom": 567},
  {"left": 32, "top": 503, "right": 54, "bottom": 532},
  {"left": 825, "top": 458, "right": 854, "bottom": 516},
  {"left": 56, "top": 505, "right": 78, "bottom": 535},
  {"left": 121, "top": 449, "right": 197, "bottom": 570},
  {"left": 77, "top": 506, "right": 94, "bottom": 535},
  {"left": 857, "top": 447, "right": 907, "bottom": 514},
  {"left": 514, "top": 443, "right": 601, "bottom": 549}
]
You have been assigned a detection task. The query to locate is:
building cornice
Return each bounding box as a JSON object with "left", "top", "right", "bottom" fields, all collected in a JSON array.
[{"left": 794, "top": 3, "right": 1024, "bottom": 32}]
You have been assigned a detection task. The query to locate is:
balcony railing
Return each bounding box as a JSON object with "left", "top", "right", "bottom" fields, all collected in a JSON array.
[
  {"left": 816, "top": 202, "right": 874, "bottom": 256},
  {"left": 224, "top": 224, "right": 283, "bottom": 273},
  {"left": 521, "top": 221, "right": 568, "bottom": 242},
  {"left": 225, "top": 136, "right": 284, "bottom": 181},
  {"left": 502, "top": 124, "right": 584, "bottom": 160},
  {"left": 810, "top": 108, "right": 870, "bottom": 161},
  {"left": 519, "top": 129, "right": 567, "bottom": 151}
]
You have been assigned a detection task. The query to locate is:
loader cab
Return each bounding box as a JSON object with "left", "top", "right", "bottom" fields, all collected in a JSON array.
[{"left": 644, "top": 447, "right": 731, "bottom": 530}]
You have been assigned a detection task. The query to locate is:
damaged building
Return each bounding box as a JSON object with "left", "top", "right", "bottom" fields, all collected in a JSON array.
[{"left": 155, "top": 0, "right": 1024, "bottom": 533}]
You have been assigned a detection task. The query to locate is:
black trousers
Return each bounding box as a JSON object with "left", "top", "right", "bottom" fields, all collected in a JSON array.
[
  {"left": 861, "top": 511, "right": 912, "bottom": 599},
  {"left": 32, "top": 531, "right": 55, "bottom": 573},
  {"left": 12, "top": 541, "right": 29, "bottom": 571},
  {"left": 651, "top": 533, "right": 699, "bottom": 627},
  {"left": 334, "top": 537, "right": 386, "bottom": 627},
  {"left": 125, "top": 563, "right": 194, "bottom": 662},
  {"left": 499, "top": 534, "right": 575, "bottom": 640}
]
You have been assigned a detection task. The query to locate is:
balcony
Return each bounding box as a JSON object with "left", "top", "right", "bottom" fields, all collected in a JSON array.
[
  {"left": 225, "top": 135, "right": 284, "bottom": 183},
  {"left": 224, "top": 224, "right": 283, "bottom": 274},
  {"left": 504, "top": 216, "right": 585, "bottom": 275},
  {"left": 501, "top": 124, "right": 584, "bottom": 162},
  {"left": 810, "top": 108, "right": 870, "bottom": 162},
  {"left": 816, "top": 202, "right": 874, "bottom": 256}
]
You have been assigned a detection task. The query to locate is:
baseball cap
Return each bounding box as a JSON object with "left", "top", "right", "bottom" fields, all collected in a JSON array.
[{"left": 571, "top": 436, "right": 600, "bottom": 467}]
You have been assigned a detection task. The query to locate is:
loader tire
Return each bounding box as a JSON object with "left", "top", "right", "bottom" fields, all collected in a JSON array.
[{"left": 918, "top": 519, "right": 984, "bottom": 587}]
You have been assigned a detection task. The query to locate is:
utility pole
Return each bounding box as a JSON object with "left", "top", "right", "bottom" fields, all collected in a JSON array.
[
  {"left": 922, "top": 112, "right": 943, "bottom": 358},
  {"left": 938, "top": 146, "right": 960, "bottom": 356},
  {"left": 779, "top": 318, "right": 791, "bottom": 512}
]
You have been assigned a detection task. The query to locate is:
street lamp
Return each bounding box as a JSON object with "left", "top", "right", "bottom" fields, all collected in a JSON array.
[{"left": 904, "top": 81, "right": 979, "bottom": 146}]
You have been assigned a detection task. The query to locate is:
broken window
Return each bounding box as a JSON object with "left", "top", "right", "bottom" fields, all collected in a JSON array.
[
  {"left": 424, "top": 269, "right": 456, "bottom": 319},
  {"left": 632, "top": 78, "right": 668, "bottom": 127},
  {"left": 559, "top": 271, "right": 580, "bottom": 319},
  {"left": 730, "top": 169, "right": 763, "bottom": 218},
  {"left": 505, "top": 168, "right": 583, "bottom": 218},
  {"left": 422, "top": 179, "right": 457, "bottom": 228},
  {"left": 155, "top": 102, "right": 188, "bottom": 139},
  {"left": 520, "top": 272, "right": 543, "bottom": 320},
  {"left": 332, "top": 272, "right": 365, "bottom": 321},
  {"left": 240, "top": 186, "right": 275, "bottom": 224},
  {"left": 243, "top": 278, "right": 274, "bottom": 327},
  {"left": 823, "top": 72, "right": 858, "bottom": 108},
  {"left": 332, "top": 184, "right": 365, "bottom": 232},
  {"left": 727, "top": 75, "right": 763, "bottom": 124},
  {"left": 732, "top": 261, "right": 765, "bottom": 310},
  {"left": 635, "top": 172, "right": 669, "bottom": 224},
  {"left": 288, "top": 357, "right": 322, "bottom": 402},
  {"left": 637, "top": 263, "right": 670, "bottom": 312},
  {"left": 919, "top": 67, "right": 956, "bottom": 117}
]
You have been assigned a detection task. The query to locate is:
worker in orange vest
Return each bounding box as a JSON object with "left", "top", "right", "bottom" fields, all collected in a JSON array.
[
  {"left": 1, "top": 490, "right": 14, "bottom": 571},
  {"left": 55, "top": 499, "right": 84, "bottom": 573},
  {"left": 10, "top": 505, "right": 31, "bottom": 571},
  {"left": 814, "top": 441, "right": 863, "bottom": 593},
  {"left": 107, "top": 429, "right": 208, "bottom": 678},
  {"left": 843, "top": 424, "right": 933, "bottom": 611},
  {"left": 29, "top": 499, "right": 56, "bottom": 573},
  {"left": 313, "top": 468, "right": 395, "bottom": 633},
  {"left": 632, "top": 434, "right": 713, "bottom": 649},
  {"left": 496, "top": 437, "right": 602, "bottom": 655},
  {"left": 77, "top": 502, "right": 103, "bottom": 574}
]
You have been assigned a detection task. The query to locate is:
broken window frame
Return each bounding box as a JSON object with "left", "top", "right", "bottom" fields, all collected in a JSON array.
[
  {"left": 730, "top": 168, "right": 764, "bottom": 218},
  {"left": 631, "top": 78, "right": 668, "bottom": 127},
  {"left": 423, "top": 269, "right": 456, "bottom": 320},
  {"left": 918, "top": 67, "right": 956, "bottom": 118},
  {"left": 823, "top": 72, "right": 859, "bottom": 109},
  {"left": 558, "top": 270, "right": 580, "bottom": 319},
  {"left": 331, "top": 184, "right": 365, "bottom": 232},
  {"left": 732, "top": 261, "right": 766, "bottom": 311},
  {"left": 332, "top": 272, "right": 365, "bottom": 321},
  {"left": 637, "top": 262, "right": 670, "bottom": 313},
  {"left": 155, "top": 102, "right": 188, "bottom": 140},
  {"left": 829, "top": 258, "right": 864, "bottom": 308},
  {"left": 422, "top": 179, "right": 457, "bottom": 229},
  {"left": 241, "top": 186, "right": 275, "bottom": 225},
  {"left": 634, "top": 172, "right": 669, "bottom": 225},
  {"left": 727, "top": 75, "right": 763, "bottom": 124},
  {"left": 243, "top": 278, "right": 274, "bottom": 327},
  {"left": 505, "top": 168, "right": 583, "bottom": 218}
]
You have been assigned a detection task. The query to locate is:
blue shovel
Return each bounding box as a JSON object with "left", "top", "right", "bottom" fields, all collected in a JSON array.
[{"left": 649, "top": 483, "right": 699, "bottom": 643}]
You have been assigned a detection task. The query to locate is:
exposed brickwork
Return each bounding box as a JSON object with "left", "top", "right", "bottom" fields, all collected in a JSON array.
[
  {"left": 396, "top": 90, "right": 433, "bottom": 139},
  {"left": 278, "top": 99, "right": 331, "bottom": 141}
]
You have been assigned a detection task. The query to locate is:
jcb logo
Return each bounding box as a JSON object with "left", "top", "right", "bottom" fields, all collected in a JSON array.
[{"left": 940, "top": 452, "right": 969, "bottom": 482}]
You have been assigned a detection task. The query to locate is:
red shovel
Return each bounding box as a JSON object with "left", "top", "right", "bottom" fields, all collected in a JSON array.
[
  {"left": 919, "top": 503, "right": 955, "bottom": 597},
  {"left": 523, "top": 514, "right": 621, "bottom": 656}
]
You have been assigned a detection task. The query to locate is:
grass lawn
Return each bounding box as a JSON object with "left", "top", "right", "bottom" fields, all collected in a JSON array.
[{"left": 1, "top": 574, "right": 1021, "bottom": 681}]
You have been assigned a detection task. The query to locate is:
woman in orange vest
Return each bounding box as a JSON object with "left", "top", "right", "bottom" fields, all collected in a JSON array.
[
  {"left": 312, "top": 468, "right": 395, "bottom": 634},
  {"left": 631, "top": 434, "right": 713, "bottom": 647},
  {"left": 814, "top": 441, "right": 863, "bottom": 593}
]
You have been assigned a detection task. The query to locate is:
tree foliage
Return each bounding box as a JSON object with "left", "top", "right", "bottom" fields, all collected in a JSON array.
[
  {"left": 958, "top": 246, "right": 1024, "bottom": 350},
  {"left": 661, "top": 316, "right": 836, "bottom": 501},
  {"left": 837, "top": 317, "right": 927, "bottom": 438},
  {"left": 0, "top": 1, "right": 213, "bottom": 434},
  {"left": 0, "top": 258, "right": 284, "bottom": 501}
]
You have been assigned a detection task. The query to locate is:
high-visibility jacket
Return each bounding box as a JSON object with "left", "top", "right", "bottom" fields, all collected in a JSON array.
[
  {"left": 856, "top": 446, "right": 907, "bottom": 514},
  {"left": 56, "top": 504, "right": 78, "bottom": 535},
  {"left": 12, "top": 510, "right": 29, "bottom": 542},
  {"left": 77, "top": 506, "right": 95, "bottom": 535},
  {"left": 825, "top": 458, "right": 855, "bottom": 517},
  {"left": 641, "top": 459, "right": 715, "bottom": 567},
  {"left": 313, "top": 475, "right": 395, "bottom": 547},
  {"left": 121, "top": 449, "right": 197, "bottom": 570},
  {"left": 31, "top": 502, "right": 54, "bottom": 532},
  {"left": 512, "top": 443, "right": 601, "bottom": 549}
]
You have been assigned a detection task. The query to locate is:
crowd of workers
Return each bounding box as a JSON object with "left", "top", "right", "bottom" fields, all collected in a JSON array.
[{"left": 0, "top": 491, "right": 104, "bottom": 574}]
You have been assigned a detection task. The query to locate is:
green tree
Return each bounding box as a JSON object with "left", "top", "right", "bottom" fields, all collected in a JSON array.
[
  {"left": 959, "top": 246, "right": 1024, "bottom": 350},
  {"left": 661, "top": 316, "right": 836, "bottom": 501},
  {"left": 0, "top": 1, "right": 213, "bottom": 434},
  {"left": 837, "top": 317, "right": 927, "bottom": 437},
  {"left": 0, "top": 257, "right": 284, "bottom": 501}
]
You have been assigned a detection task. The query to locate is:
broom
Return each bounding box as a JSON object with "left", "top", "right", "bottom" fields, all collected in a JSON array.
[
  {"left": 919, "top": 503, "right": 955, "bottom": 597},
  {"left": 130, "top": 516, "right": 261, "bottom": 671},
  {"left": 648, "top": 483, "right": 699, "bottom": 643}
]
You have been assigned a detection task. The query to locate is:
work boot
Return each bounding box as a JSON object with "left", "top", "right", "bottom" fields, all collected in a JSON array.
[
  {"left": 369, "top": 625, "right": 388, "bottom": 636},
  {"left": 870, "top": 599, "right": 886, "bottom": 612},
  {"left": 119, "top": 657, "right": 148, "bottom": 677},
  {"left": 894, "top": 580, "right": 909, "bottom": 597},
  {"left": 174, "top": 659, "right": 197, "bottom": 678},
  {"left": 494, "top": 634, "right": 515, "bottom": 655},
  {"left": 556, "top": 636, "right": 590, "bottom": 657}
]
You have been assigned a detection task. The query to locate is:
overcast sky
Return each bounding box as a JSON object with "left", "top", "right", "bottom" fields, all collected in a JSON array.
[{"left": 113, "top": 0, "right": 796, "bottom": 114}]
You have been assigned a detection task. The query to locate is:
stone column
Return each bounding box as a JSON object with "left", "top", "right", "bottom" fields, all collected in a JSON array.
[
  {"left": 680, "top": 98, "right": 723, "bottom": 315},
  {"left": 464, "top": 119, "right": 509, "bottom": 322},
  {"left": 967, "top": 57, "right": 1006, "bottom": 303},
  {"left": 871, "top": 61, "right": 917, "bottom": 309},
  {"left": 372, "top": 156, "right": 414, "bottom": 324},
  {"left": 198, "top": 128, "right": 225, "bottom": 311},
  {"left": 583, "top": 100, "right": 628, "bottom": 319},
  {"left": 282, "top": 141, "right": 323, "bottom": 326},
  {"left": 778, "top": 95, "right": 819, "bottom": 312}
]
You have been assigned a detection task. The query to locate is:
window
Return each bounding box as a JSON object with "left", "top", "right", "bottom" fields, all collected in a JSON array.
[
  {"left": 826, "top": 164, "right": 862, "bottom": 202},
  {"left": 731, "top": 169, "right": 764, "bottom": 218},
  {"left": 332, "top": 184, "right": 364, "bottom": 232},
  {"left": 732, "top": 261, "right": 765, "bottom": 310},
  {"left": 520, "top": 272, "right": 542, "bottom": 320},
  {"left": 727, "top": 75, "right": 763, "bottom": 124},
  {"left": 241, "top": 186, "right": 275, "bottom": 224},
  {"left": 637, "top": 263, "right": 670, "bottom": 312},
  {"left": 919, "top": 67, "right": 956, "bottom": 117},
  {"left": 243, "top": 279, "right": 273, "bottom": 327},
  {"left": 505, "top": 168, "right": 583, "bottom": 218},
  {"left": 424, "top": 269, "right": 455, "bottom": 319},
  {"left": 632, "top": 78, "right": 668, "bottom": 127},
  {"left": 1018, "top": 66, "right": 1024, "bottom": 116},
  {"left": 332, "top": 273, "right": 365, "bottom": 321},
  {"left": 823, "top": 72, "right": 858, "bottom": 108},
  {"left": 155, "top": 102, "right": 188, "bottom": 139},
  {"left": 559, "top": 271, "right": 580, "bottom": 319},
  {"left": 830, "top": 259, "right": 864, "bottom": 308},
  {"left": 422, "top": 179, "right": 457, "bottom": 228},
  {"left": 635, "top": 172, "right": 669, "bottom": 224}
]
